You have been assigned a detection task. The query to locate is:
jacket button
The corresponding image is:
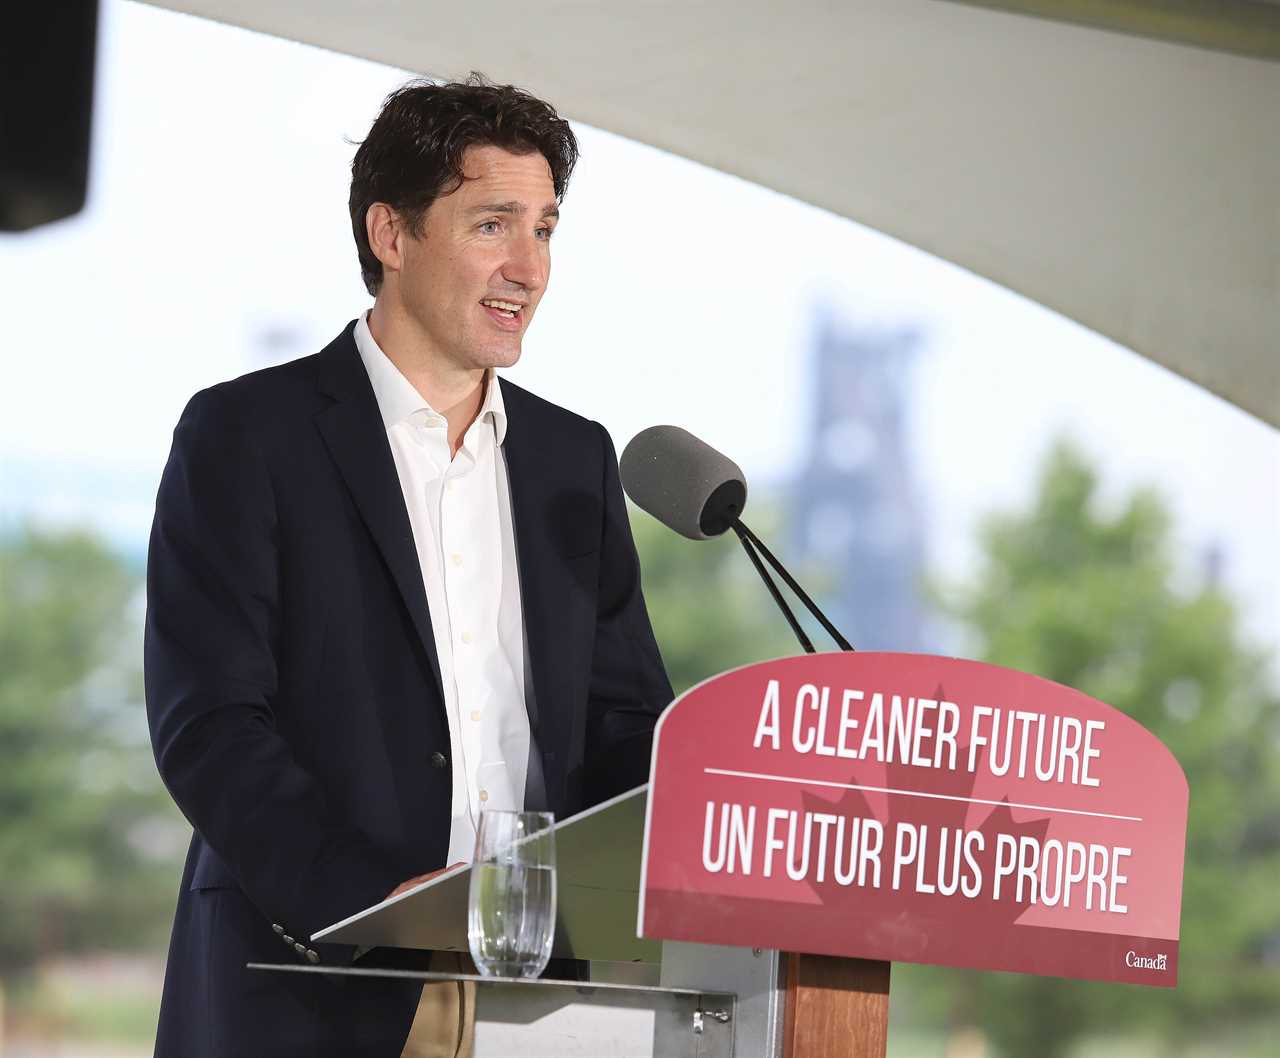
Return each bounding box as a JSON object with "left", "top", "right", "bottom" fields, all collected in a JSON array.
[
  {"left": 283, "top": 935, "right": 295, "bottom": 945},
  {"left": 272, "top": 923, "right": 284, "bottom": 934},
  {"left": 306, "top": 949, "right": 320, "bottom": 964},
  {"left": 293, "top": 942, "right": 307, "bottom": 956},
  {"left": 430, "top": 751, "right": 447, "bottom": 769}
]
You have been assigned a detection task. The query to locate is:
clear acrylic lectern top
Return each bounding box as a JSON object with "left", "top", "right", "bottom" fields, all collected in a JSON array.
[{"left": 313, "top": 785, "right": 659, "bottom": 963}]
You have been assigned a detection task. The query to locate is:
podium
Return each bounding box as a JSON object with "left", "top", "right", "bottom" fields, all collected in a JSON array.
[
  {"left": 249, "top": 652, "right": 1187, "bottom": 1053},
  {"left": 250, "top": 784, "right": 884, "bottom": 1057}
]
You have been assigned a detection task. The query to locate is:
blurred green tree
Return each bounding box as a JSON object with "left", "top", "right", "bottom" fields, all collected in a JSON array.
[
  {"left": 0, "top": 527, "right": 185, "bottom": 980},
  {"left": 899, "top": 441, "right": 1280, "bottom": 1058}
]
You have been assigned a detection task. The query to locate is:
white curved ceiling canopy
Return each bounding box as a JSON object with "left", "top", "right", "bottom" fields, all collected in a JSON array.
[{"left": 144, "top": 0, "right": 1280, "bottom": 426}]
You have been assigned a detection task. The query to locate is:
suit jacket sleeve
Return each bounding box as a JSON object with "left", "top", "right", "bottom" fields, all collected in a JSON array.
[
  {"left": 145, "top": 386, "right": 407, "bottom": 940},
  {"left": 583, "top": 422, "right": 675, "bottom": 802}
]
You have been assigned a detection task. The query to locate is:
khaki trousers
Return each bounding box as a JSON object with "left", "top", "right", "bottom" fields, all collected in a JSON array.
[{"left": 399, "top": 951, "right": 477, "bottom": 1058}]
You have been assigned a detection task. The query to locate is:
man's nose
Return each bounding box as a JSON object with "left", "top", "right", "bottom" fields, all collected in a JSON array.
[{"left": 502, "top": 233, "right": 546, "bottom": 291}]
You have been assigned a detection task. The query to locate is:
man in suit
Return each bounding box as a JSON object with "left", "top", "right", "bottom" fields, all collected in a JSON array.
[{"left": 145, "top": 76, "right": 673, "bottom": 1057}]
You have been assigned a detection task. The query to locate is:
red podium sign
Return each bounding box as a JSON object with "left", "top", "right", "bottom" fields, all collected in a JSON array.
[{"left": 639, "top": 653, "right": 1187, "bottom": 986}]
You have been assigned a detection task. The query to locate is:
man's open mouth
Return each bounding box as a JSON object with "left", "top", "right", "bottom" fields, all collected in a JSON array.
[{"left": 480, "top": 298, "right": 523, "bottom": 322}]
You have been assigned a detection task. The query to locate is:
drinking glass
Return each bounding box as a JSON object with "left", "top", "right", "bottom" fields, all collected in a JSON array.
[{"left": 467, "top": 809, "right": 556, "bottom": 978}]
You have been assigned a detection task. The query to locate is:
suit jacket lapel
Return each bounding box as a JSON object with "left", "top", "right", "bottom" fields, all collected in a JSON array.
[
  {"left": 498, "top": 379, "right": 563, "bottom": 757},
  {"left": 312, "top": 325, "right": 446, "bottom": 704}
]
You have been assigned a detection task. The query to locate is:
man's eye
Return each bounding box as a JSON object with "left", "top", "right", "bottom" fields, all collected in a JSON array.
[
  {"left": 479, "top": 221, "right": 500, "bottom": 234},
  {"left": 536, "top": 226, "right": 554, "bottom": 240}
]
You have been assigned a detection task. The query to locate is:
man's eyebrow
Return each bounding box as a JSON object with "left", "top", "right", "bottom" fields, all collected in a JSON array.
[
  {"left": 469, "top": 201, "right": 522, "bottom": 215},
  {"left": 468, "top": 201, "right": 560, "bottom": 220}
]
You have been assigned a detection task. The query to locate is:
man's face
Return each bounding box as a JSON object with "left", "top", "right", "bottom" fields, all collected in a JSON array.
[{"left": 394, "top": 144, "right": 558, "bottom": 373}]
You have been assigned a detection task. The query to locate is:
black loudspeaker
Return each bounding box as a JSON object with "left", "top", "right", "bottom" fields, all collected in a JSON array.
[{"left": 1, "top": 1, "right": 100, "bottom": 232}]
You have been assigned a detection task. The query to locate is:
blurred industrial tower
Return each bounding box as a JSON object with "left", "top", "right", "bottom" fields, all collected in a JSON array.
[{"left": 790, "top": 306, "right": 930, "bottom": 654}]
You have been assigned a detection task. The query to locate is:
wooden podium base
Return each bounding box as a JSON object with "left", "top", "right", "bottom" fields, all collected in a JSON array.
[{"left": 782, "top": 954, "right": 891, "bottom": 1058}]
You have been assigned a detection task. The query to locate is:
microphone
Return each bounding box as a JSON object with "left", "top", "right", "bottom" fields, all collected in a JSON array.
[
  {"left": 618, "top": 425, "right": 747, "bottom": 540},
  {"left": 620, "top": 426, "right": 853, "bottom": 654}
]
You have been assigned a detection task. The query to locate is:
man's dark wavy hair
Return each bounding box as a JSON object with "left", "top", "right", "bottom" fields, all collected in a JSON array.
[{"left": 349, "top": 73, "right": 579, "bottom": 296}]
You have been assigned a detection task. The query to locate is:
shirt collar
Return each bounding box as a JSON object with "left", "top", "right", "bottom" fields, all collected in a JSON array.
[
  {"left": 353, "top": 311, "right": 508, "bottom": 445},
  {"left": 475, "top": 359, "right": 509, "bottom": 446}
]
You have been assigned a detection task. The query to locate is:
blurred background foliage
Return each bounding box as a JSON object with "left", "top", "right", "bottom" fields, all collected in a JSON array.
[
  {"left": 0, "top": 441, "right": 1275, "bottom": 1053},
  {"left": 0, "top": 529, "right": 185, "bottom": 1041}
]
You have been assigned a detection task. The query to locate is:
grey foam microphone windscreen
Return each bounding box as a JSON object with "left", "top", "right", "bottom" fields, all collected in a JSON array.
[{"left": 619, "top": 426, "right": 748, "bottom": 540}]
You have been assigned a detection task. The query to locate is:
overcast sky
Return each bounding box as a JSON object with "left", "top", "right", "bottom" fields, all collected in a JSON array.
[{"left": 2, "top": 0, "right": 1276, "bottom": 667}]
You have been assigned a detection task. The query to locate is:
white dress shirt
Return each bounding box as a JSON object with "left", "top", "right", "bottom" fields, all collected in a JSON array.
[{"left": 354, "top": 312, "right": 531, "bottom": 866}]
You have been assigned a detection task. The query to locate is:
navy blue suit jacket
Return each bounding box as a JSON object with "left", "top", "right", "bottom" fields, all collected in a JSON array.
[{"left": 145, "top": 322, "right": 673, "bottom": 1057}]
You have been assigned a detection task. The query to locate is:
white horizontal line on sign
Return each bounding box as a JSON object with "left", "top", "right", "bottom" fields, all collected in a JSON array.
[{"left": 702, "top": 768, "right": 1144, "bottom": 823}]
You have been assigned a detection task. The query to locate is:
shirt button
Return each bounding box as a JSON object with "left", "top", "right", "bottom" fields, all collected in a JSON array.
[
  {"left": 460, "top": 631, "right": 472, "bottom": 645},
  {"left": 451, "top": 553, "right": 463, "bottom": 567},
  {"left": 430, "top": 751, "right": 448, "bottom": 769},
  {"left": 479, "top": 789, "right": 489, "bottom": 803},
  {"left": 470, "top": 710, "right": 481, "bottom": 722}
]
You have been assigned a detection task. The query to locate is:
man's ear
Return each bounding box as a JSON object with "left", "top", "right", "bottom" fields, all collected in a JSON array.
[{"left": 366, "top": 203, "right": 404, "bottom": 276}]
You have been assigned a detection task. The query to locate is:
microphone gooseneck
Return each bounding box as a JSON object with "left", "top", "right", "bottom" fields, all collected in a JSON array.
[
  {"left": 730, "top": 522, "right": 816, "bottom": 653},
  {"left": 733, "top": 520, "right": 853, "bottom": 652}
]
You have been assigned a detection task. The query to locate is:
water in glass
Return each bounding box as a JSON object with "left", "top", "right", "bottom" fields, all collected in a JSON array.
[{"left": 467, "top": 810, "right": 556, "bottom": 978}]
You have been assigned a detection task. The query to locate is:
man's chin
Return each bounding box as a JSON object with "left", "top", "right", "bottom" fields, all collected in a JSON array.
[{"left": 480, "top": 342, "right": 523, "bottom": 371}]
